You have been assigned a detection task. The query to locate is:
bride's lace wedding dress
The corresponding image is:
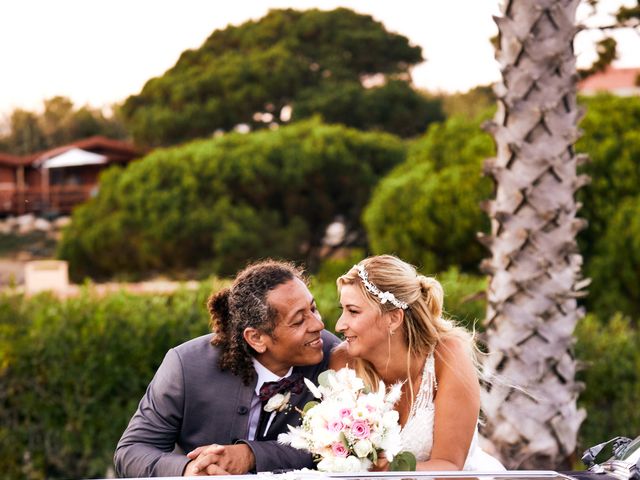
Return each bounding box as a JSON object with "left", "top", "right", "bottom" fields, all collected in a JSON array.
[{"left": 399, "top": 353, "right": 505, "bottom": 471}]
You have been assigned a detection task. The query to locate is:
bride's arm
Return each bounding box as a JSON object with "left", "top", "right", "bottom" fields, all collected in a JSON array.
[{"left": 417, "top": 336, "right": 480, "bottom": 471}]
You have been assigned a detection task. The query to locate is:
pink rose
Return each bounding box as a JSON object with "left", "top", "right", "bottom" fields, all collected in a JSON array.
[
  {"left": 350, "top": 419, "right": 371, "bottom": 439},
  {"left": 339, "top": 408, "right": 352, "bottom": 418},
  {"left": 331, "top": 442, "right": 348, "bottom": 458},
  {"left": 328, "top": 419, "right": 344, "bottom": 432}
]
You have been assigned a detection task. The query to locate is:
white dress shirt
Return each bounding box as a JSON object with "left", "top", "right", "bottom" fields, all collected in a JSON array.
[{"left": 248, "top": 358, "right": 293, "bottom": 440}]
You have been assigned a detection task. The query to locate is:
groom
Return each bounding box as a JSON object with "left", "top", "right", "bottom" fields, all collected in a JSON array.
[{"left": 114, "top": 260, "right": 340, "bottom": 477}]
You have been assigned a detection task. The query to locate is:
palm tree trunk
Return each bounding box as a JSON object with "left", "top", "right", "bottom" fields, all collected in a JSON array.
[{"left": 480, "top": 0, "right": 589, "bottom": 469}]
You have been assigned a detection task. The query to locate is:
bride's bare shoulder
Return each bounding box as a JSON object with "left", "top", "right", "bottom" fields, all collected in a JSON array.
[{"left": 328, "top": 341, "right": 352, "bottom": 370}]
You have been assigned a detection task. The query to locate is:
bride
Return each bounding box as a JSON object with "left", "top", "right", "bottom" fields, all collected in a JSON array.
[{"left": 329, "top": 254, "right": 505, "bottom": 471}]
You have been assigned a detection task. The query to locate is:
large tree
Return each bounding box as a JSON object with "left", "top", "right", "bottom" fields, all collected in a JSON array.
[
  {"left": 58, "top": 119, "right": 405, "bottom": 280},
  {"left": 3, "top": 109, "right": 48, "bottom": 155},
  {"left": 363, "top": 116, "right": 494, "bottom": 275},
  {"left": 480, "top": 0, "right": 589, "bottom": 469},
  {"left": 121, "top": 8, "right": 439, "bottom": 146}
]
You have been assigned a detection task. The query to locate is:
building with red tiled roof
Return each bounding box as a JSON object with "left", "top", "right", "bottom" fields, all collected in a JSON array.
[
  {"left": 28, "top": 136, "right": 140, "bottom": 165},
  {"left": 0, "top": 136, "right": 142, "bottom": 215},
  {"left": 579, "top": 66, "right": 640, "bottom": 96},
  {"left": 0, "top": 152, "right": 24, "bottom": 167}
]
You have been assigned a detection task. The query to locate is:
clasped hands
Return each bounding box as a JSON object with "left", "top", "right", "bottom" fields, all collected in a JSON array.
[
  {"left": 371, "top": 452, "right": 390, "bottom": 472},
  {"left": 184, "top": 443, "right": 255, "bottom": 476}
]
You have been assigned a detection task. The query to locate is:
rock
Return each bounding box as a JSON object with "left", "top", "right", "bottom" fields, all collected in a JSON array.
[
  {"left": 16, "top": 214, "right": 36, "bottom": 234},
  {"left": 0, "top": 221, "right": 12, "bottom": 235},
  {"left": 34, "top": 218, "right": 52, "bottom": 232},
  {"left": 53, "top": 216, "right": 71, "bottom": 229}
]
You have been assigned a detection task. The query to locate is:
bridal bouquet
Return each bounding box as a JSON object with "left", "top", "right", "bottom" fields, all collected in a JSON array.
[{"left": 278, "top": 368, "right": 416, "bottom": 472}]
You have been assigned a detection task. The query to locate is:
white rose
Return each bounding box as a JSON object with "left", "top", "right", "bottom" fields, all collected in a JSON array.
[
  {"left": 353, "top": 439, "right": 373, "bottom": 458},
  {"left": 368, "top": 431, "right": 383, "bottom": 446},
  {"left": 347, "top": 455, "right": 371, "bottom": 472},
  {"left": 317, "top": 456, "right": 336, "bottom": 472},
  {"left": 319, "top": 455, "right": 368, "bottom": 473}
]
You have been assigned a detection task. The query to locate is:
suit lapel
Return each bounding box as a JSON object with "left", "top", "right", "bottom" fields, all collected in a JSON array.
[{"left": 261, "top": 371, "right": 311, "bottom": 440}]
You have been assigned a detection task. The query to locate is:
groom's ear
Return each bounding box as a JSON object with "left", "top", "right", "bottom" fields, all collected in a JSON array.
[{"left": 243, "top": 327, "right": 267, "bottom": 354}]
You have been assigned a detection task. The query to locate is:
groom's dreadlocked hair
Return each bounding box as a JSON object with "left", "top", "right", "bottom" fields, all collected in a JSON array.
[{"left": 207, "top": 259, "right": 306, "bottom": 385}]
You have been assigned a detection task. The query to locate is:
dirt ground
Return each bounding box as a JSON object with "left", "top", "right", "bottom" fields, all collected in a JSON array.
[
  {"left": 0, "top": 254, "right": 199, "bottom": 297},
  {"left": 0, "top": 230, "right": 200, "bottom": 296}
]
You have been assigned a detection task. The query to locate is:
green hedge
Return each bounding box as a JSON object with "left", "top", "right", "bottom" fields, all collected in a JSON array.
[
  {"left": 1, "top": 284, "right": 637, "bottom": 479},
  {"left": 0, "top": 284, "right": 217, "bottom": 479},
  {"left": 575, "top": 313, "right": 640, "bottom": 451}
]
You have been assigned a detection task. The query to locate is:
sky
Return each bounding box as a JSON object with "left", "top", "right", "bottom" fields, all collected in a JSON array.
[{"left": 1, "top": 0, "right": 639, "bottom": 117}]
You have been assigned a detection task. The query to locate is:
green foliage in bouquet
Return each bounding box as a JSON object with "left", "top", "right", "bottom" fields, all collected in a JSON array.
[
  {"left": 389, "top": 451, "right": 417, "bottom": 471},
  {"left": 58, "top": 120, "right": 405, "bottom": 281},
  {"left": 364, "top": 116, "right": 494, "bottom": 274}
]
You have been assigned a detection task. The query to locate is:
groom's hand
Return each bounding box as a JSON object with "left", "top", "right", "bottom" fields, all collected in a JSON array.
[
  {"left": 370, "top": 452, "right": 390, "bottom": 472},
  {"left": 186, "top": 443, "right": 256, "bottom": 475},
  {"left": 183, "top": 458, "right": 228, "bottom": 476}
]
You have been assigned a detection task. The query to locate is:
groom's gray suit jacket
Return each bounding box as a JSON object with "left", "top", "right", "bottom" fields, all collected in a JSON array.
[{"left": 114, "top": 330, "right": 339, "bottom": 477}]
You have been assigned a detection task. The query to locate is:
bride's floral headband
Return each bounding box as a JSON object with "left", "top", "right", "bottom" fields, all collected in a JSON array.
[{"left": 355, "top": 264, "right": 409, "bottom": 310}]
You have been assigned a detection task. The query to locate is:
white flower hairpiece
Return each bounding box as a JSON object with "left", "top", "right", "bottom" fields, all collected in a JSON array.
[{"left": 355, "top": 264, "right": 408, "bottom": 310}]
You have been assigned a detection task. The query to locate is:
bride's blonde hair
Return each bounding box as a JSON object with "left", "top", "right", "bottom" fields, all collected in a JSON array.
[{"left": 337, "top": 254, "right": 478, "bottom": 401}]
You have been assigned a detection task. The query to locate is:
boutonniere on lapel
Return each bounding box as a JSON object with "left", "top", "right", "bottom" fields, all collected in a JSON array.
[
  {"left": 259, "top": 373, "right": 306, "bottom": 415},
  {"left": 257, "top": 373, "right": 307, "bottom": 439},
  {"left": 264, "top": 391, "right": 292, "bottom": 413}
]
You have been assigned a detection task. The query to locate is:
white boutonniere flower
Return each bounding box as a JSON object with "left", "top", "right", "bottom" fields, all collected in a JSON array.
[{"left": 264, "top": 391, "right": 292, "bottom": 413}]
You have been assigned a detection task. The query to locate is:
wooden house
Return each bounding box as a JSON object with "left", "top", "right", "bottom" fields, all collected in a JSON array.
[{"left": 0, "top": 136, "right": 141, "bottom": 215}]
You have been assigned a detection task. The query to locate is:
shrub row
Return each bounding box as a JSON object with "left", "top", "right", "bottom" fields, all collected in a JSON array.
[
  {"left": 1, "top": 279, "right": 637, "bottom": 479},
  {"left": 0, "top": 284, "right": 216, "bottom": 479}
]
